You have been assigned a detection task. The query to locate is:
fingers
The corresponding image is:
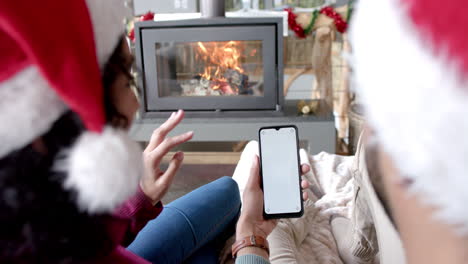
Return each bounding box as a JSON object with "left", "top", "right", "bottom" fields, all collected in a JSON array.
[
  {"left": 301, "top": 164, "right": 310, "bottom": 174},
  {"left": 145, "top": 110, "right": 185, "bottom": 152},
  {"left": 152, "top": 131, "right": 194, "bottom": 165},
  {"left": 159, "top": 151, "right": 184, "bottom": 187},
  {"left": 301, "top": 179, "right": 310, "bottom": 201},
  {"left": 245, "top": 155, "right": 261, "bottom": 191},
  {"left": 301, "top": 179, "right": 310, "bottom": 189}
]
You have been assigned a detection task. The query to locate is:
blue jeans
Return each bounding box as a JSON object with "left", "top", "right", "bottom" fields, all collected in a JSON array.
[{"left": 127, "top": 176, "right": 241, "bottom": 264}]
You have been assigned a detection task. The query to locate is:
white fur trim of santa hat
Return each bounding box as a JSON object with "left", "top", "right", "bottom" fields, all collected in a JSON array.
[
  {"left": 84, "top": 0, "right": 131, "bottom": 69},
  {"left": 63, "top": 127, "right": 143, "bottom": 213},
  {"left": 350, "top": 0, "right": 468, "bottom": 233},
  {"left": 0, "top": 67, "right": 67, "bottom": 157}
]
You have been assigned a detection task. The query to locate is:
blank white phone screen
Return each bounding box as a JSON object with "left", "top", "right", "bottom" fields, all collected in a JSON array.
[{"left": 260, "top": 127, "right": 301, "bottom": 215}]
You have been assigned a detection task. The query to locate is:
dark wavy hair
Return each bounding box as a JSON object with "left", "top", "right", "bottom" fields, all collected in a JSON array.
[
  {"left": 0, "top": 37, "right": 132, "bottom": 263},
  {"left": 103, "top": 37, "right": 135, "bottom": 128}
]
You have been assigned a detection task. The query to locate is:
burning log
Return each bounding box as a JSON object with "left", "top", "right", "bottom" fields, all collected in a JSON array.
[
  {"left": 192, "top": 41, "right": 254, "bottom": 95},
  {"left": 180, "top": 77, "right": 222, "bottom": 96},
  {"left": 224, "top": 68, "right": 250, "bottom": 95},
  {"left": 210, "top": 79, "right": 235, "bottom": 95}
]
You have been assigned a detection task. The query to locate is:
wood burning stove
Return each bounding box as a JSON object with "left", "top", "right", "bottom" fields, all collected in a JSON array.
[{"left": 134, "top": 17, "right": 283, "bottom": 117}]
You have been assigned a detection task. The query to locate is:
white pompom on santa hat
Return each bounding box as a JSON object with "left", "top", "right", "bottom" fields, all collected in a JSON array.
[
  {"left": 0, "top": 0, "right": 142, "bottom": 213},
  {"left": 350, "top": 0, "right": 468, "bottom": 233}
]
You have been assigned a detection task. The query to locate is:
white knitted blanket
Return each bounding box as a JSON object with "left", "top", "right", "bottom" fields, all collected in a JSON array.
[{"left": 230, "top": 141, "right": 355, "bottom": 264}]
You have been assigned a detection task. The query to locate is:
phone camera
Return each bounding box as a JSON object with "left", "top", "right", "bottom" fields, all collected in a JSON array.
[
  {"left": 261, "top": 130, "right": 266, "bottom": 135},
  {"left": 290, "top": 128, "right": 295, "bottom": 133}
]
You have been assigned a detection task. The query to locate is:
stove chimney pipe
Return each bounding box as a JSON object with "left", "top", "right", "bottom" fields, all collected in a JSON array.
[{"left": 200, "top": 0, "right": 225, "bottom": 18}]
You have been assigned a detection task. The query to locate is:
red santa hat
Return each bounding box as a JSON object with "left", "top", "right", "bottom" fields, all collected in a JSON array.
[
  {"left": 350, "top": 0, "right": 468, "bottom": 233},
  {"left": 0, "top": 0, "right": 142, "bottom": 213}
]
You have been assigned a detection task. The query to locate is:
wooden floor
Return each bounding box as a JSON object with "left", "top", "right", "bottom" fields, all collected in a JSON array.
[
  {"left": 161, "top": 162, "right": 237, "bottom": 203},
  {"left": 160, "top": 150, "right": 241, "bottom": 203},
  {"left": 162, "top": 151, "right": 241, "bottom": 165}
]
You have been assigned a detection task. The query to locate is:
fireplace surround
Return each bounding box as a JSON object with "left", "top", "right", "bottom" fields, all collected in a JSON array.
[
  {"left": 131, "top": 15, "right": 335, "bottom": 155},
  {"left": 134, "top": 17, "right": 284, "bottom": 117}
]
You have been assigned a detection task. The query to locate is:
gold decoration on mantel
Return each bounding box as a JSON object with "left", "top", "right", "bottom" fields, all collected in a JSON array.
[{"left": 297, "top": 100, "right": 320, "bottom": 115}]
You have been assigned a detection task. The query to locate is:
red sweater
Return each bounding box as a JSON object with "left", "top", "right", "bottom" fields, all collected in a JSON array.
[{"left": 92, "top": 188, "right": 163, "bottom": 264}]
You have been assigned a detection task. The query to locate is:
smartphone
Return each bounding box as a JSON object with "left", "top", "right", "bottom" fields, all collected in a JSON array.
[{"left": 258, "top": 125, "right": 303, "bottom": 219}]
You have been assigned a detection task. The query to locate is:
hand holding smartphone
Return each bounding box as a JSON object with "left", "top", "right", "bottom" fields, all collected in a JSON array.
[{"left": 259, "top": 125, "right": 303, "bottom": 219}]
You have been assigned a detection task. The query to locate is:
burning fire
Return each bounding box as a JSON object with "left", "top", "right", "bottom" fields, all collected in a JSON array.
[{"left": 195, "top": 41, "right": 249, "bottom": 95}]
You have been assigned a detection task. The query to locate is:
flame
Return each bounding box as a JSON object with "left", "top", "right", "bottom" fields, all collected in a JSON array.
[
  {"left": 195, "top": 41, "right": 245, "bottom": 94},
  {"left": 197, "top": 42, "right": 208, "bottom": 54}
]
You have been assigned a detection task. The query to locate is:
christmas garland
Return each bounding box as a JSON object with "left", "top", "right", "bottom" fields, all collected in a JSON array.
[
  {"left": 286, "top": 4, "right": 352, "bottom": 38},
  {"left": 320, "top": 7, "right": 347, "bottom": 33},
  {"left": 304, "top": 10, "right": 319, "bottom": 35}
]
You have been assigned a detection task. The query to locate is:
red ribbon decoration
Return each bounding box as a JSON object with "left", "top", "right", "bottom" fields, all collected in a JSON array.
[
  {"left": 285, "top": 8, "right": 306, "bottom": 38},
  {"left": 140, "top": 11, "right": 155, "bottom": 21},
  {"left": 128, "top": 11, "right": 155, "bottom": 42}
]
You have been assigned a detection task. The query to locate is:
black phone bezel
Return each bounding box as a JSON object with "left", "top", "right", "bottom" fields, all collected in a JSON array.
[{"left": 258, "top": 125, "right": 304, "bottom": 219}]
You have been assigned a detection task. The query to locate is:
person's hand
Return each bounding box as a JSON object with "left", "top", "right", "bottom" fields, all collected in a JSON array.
[
  {"left": 140, "top": 110, "right": 193, "bottom": 205},
  {"left": 236, "top": 155, "right": 311, "bottom": 240}
]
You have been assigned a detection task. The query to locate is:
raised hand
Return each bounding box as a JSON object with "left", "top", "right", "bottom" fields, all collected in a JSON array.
[{"left": 140, "top": 110, "right": 193, "bottom": 205}]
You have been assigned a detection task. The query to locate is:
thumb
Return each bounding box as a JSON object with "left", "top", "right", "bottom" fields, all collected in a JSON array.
[
  {"left": 246, "top": 155, "right": 261, "bottom": 190},
  {"left": 160, "top": 151, "right": 184, "bottom": 185}
]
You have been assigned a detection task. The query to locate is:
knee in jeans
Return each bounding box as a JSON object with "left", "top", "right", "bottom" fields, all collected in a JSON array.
[
  {"left": 244, "top": 141, "right": 259, "bottom": 154},
  {"left": 217, "top": 176, "right": 241, "bottom": 205}
]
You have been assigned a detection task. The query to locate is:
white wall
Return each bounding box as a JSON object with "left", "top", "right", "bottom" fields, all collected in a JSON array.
[{"left": 133, "top": 0, "right": 198, "bottom": 15}]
